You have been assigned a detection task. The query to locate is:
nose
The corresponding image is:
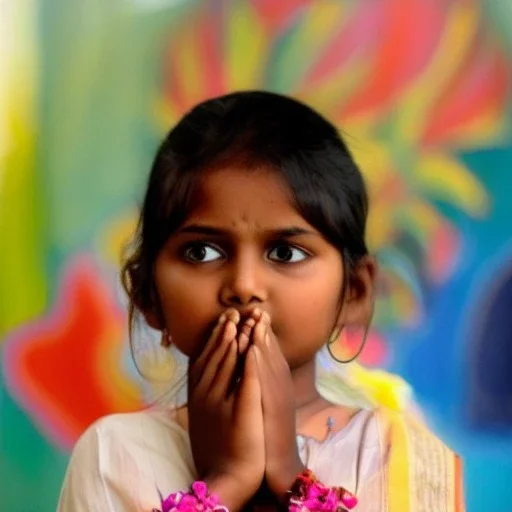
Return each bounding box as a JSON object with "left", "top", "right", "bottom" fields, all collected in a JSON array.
[{"left": 219, "top": 252, "right": 267, "bottom": 308}]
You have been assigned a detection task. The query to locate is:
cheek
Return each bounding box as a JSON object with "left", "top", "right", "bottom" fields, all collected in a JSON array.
[
  {"left": 154, "top": 261, "right": 219, "bottom": 357},
  {"left": 274, "top": 266, "right": 343, "bottom": 362}
]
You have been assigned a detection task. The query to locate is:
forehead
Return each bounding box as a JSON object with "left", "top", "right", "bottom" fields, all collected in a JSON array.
[{"left": 186, "top": 166, "right": 307, "bottom": 228}]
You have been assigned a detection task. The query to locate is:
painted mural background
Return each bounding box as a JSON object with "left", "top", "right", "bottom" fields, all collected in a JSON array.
[{"left": 1, "top": 1, "right": 512, "bottom": 510}]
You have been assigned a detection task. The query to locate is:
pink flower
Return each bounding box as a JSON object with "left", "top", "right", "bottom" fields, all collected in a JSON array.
[
  {"left": 160, "top": 492, "right": 180, "bottom": 512},
  {"left": 191, "top": 481, "right": 208, "bottom": 500},
  {"left": 341, "top": 490, "right": 358, "bottom": 509}
]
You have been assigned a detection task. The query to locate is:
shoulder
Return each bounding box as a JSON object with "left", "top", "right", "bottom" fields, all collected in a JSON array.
[
  {"left": 72, "top": 407, "right": 189, "bottom": 462},
  {"left": 81, "top": 407, "right": 182, "bottom": 440},
  {"left": 58, "top": 408, "right": 192, "bottom": 512}
]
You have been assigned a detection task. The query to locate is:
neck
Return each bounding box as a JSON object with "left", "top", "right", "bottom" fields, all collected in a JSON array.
[
  {"left": 290, "top": 359, "right": 323, "bottom": 410},
  {"left": 291, "top": 359, "right": 337, "bottom": 436}
]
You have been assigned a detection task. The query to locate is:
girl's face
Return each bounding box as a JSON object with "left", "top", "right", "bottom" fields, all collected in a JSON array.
[{"left": 151, "top": 165, "right": 345, "bottom": 369}]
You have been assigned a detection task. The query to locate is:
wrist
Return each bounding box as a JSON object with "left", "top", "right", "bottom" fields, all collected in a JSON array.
[
  {"left": 268, "top": 457, "right": 306, "bottom": 504},
  {"left": 204, "top": 473, "right": 257, "bottom": 512}
]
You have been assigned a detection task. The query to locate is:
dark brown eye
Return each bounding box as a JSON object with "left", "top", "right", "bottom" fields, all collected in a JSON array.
[
  {"left": 184, "top": 243, "right": 223, "bottom": 263},
  {"left": 268, "top": 244, "right": 308, "bottom": 263}
]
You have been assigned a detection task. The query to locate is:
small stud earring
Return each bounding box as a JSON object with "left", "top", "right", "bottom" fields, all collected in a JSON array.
[{"left": 161, "top": 328, "right": 172, "bottom": 348}]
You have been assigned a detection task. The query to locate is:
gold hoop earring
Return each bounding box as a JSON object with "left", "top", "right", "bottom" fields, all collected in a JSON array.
[
  {"left": 328, "top": 326, "right": 341, "bottom": 345},
  {"left": 161, "top": 328, "right": 172, "bottom": 348},
  {"left": 327, "top": 325, "right": 369, "bottom": 364}
]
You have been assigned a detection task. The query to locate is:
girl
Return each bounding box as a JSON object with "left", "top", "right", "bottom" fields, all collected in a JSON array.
[{"left": 57, "top": 91, "right": 464, "bottom": 512}]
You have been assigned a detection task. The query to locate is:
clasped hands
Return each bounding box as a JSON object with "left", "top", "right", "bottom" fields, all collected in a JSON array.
[{"left": 187, "top": 308, "right": 305, "bottom": 511}]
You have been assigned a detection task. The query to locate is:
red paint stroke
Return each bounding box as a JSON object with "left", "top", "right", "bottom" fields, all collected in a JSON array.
[
  {"left": 339, "top": 328, "right": 389, "bottom": 367},
  {"left": 303, "top": 1, "right": 382, "bottom": 89},
  {"left": 427, "top": 223, "right": 460, "bottom": 283},
  {"left": 198, "top": 6, "right": 226, "bottom": 98},
  {"left": 3, "top": 256, "right": 142, "bottom": 450},
  {"left": 340, "top": 0, "right": 437, "bottom": 119},
  {"left": 254, "top": 0, "right": 311, "bottom": 34},
  {"left": 423, "top": 42, "right": 510, "bottom": 146}
]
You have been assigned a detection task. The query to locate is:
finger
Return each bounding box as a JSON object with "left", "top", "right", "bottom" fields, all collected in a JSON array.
[
  {"left": 252, "top": 336, "right": 273, "bottom": 400},
  {"left": 238, "top": 345, "right": 261, "bottom": 410},
  {"left": 238, "top": 316, "right": 256, "bottom": 354},
  {"left": 251, "top": 320, "right": 274, "bottom": 395},
  {"left": 189, "top": 312, "right": 237, "bottom": 390},
  {"left": 257, "top": 312, "right": 287, "bottom": 372},
  {"left": 254, "top": 344, "right": 289, "bottom": 430},
  {"left": 252, "top": 341, "right": 286, "bottom": 425},
  {"left": 253, "top": 321, "right": 289, "bottom": 408},
  {"left": 191, "top": 309, "right": 239, "bottom": 379},
  {"left": 209, "top": 339, "right": 238, "bottom": 400},
  {"left": 188, "top": 317, "right": 226, "bottom": 390},
  {"left": 251, "top": 314, "right": 268, "bottom": 350},
  {"left": 194, "top": 319, "right": 238, "bottom": 394},
  {"left": 249, "top": 307, "right": 264, "bottom": 322},
  {"left": 191, "top": 313, "right": 226, "bottom": 370},
  {"left": 235, "top": 316, "right": 255, "bottom": 385},
  {"left": 264, "top": 323, "right": 286, "bottom": 364},
  {"left": 262, "top": 311, "right": 272, "bottom": 346}
]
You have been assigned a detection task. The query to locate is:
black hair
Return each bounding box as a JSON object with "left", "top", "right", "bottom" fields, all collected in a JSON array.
[{"left": 122, "top": 91, "right": 369, "bottom": 330}]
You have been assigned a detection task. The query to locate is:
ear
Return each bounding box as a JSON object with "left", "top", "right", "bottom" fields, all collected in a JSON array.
[
  {"left": 142, "top": 309, "right": 164, "bottom": 331},
  {"left": 137, "top": 281, "right": 166, "bottom": 331},
  {"left": 138, "top": 290, "right": 165, "bottom": 331},
  {"left": 339, "top": 255, "right": 378, "bottom": 327}
]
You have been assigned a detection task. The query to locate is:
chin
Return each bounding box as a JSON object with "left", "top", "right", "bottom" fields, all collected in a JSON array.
[{"left": 286, "top": 353, "right": 318, "bottom": 372}]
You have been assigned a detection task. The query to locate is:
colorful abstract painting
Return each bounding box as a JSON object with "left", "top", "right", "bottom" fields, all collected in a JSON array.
[{"left": 1, "top": 1, "right": 512, "bottom": 510}]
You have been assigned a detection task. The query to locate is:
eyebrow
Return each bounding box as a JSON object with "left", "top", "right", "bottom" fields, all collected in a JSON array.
[{"left": 176, "top": 224, "right": 317, "bottom": 238}]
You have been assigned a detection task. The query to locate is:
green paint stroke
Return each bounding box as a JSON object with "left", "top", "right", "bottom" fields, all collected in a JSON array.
[{"left": 0, "top": 3, "right": 47, "bottom": 337}]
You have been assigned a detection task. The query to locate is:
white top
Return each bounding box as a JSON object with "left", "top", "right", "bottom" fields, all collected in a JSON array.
[{"left": 57, "top": 406, "right": 385, "bottom": 512}]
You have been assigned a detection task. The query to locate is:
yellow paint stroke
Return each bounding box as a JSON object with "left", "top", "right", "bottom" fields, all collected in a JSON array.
[
  {"left": 226, "top": 1, "right": 268, "bottom": 90},
  {"left": 0, "top": 0, "right": 45, "bottom": 336},
  {"left": 415, "top": 152, "right": 489, "bottom": 215}
]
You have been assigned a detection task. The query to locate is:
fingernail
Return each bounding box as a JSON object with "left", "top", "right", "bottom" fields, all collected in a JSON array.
[{"left": 218, "top": 313, "right": 227, "bottom": 324}]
